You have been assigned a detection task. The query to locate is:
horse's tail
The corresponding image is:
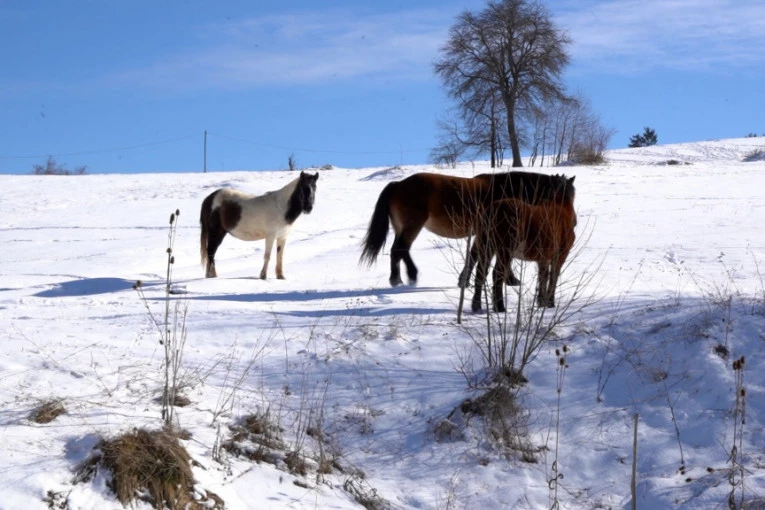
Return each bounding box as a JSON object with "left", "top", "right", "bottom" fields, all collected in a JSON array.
[
  {"left": 359, "top": 181, "right": 397, "bottom": 266},
  {"left": 199, "top": 190, "right": 220, "bottom": 268}
]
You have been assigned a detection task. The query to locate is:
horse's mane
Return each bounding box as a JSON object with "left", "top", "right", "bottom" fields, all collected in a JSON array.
[{"left": 475, "top": 170, "right": 575, "bottom": 203}]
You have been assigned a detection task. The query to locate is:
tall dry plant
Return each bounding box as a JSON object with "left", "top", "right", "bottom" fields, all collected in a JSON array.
[
  {"left": 447, "top": 182, "right": 599, "bottom": 384},
  {"left": 134, "top": 209, "right": 187, "bottom": 428},
  {"left": 729, "top": 356, "right": 746, "bottom": 509},
  {"left": 548, "top": 345, "right": 569, "bottom": 509}
]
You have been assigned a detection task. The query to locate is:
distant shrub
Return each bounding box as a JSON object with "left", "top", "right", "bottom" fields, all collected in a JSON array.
[
  {"left": 569, "top": 146, "right": 606, "bottom": 165},
  {"left": 33, "top": 156, "right": 87, "bottom": 175},
  {"left": 745, "top": 133, "right": 759, "bottom": 138},
  {"left": 320, "top": 164, "right": 333, "bottom": 170},
  {"left": 742, "top": 149, "right": 765, "bottom": 162}
]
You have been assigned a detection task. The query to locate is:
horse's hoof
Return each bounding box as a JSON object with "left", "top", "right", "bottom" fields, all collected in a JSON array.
[
  {"left": 506, "top": 275, "right": 521, "bottom": 286},
  {"left": 390, "top": 278, "right": 403, "bottom": 287},
  {"left": 494, "top": 305, "right": 506, "bottom": 313},
  {"left": 277, "top": 275, "right": 285, "bottom": 280}
]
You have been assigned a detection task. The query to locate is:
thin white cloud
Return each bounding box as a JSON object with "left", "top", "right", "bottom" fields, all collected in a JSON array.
[
  {"left": 110, "top": 9, "right": 453, "bottom": 90},
  {"left": 556, "top": 0, "right": 765, "bottom": 73}
]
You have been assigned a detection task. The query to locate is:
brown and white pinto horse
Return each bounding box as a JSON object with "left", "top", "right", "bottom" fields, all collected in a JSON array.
[
  {"left": 199, "top": 171, "right": 319, "bottom": 279},
  {"left": 359, "top": 171, "right": 573, "bottom": 287},
  {"left": 459, "top": 176, "right": 576, "bottom": 312}
]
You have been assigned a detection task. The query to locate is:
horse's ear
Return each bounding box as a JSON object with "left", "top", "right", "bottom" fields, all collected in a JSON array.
[
  {"left": 313, "top": 172, "right": 319, "bottom": 180},
  {"left": 568, "top": 176, "right": 575, "bottom": 184}
]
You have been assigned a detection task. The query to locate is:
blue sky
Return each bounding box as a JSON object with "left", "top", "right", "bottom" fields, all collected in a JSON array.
[{"left": 2, "top": 0, "right": 764, "bottom": 174}]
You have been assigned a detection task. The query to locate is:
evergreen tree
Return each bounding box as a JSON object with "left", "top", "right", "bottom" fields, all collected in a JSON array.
[{"left": 628, "top": 127, "right": 658, "bottom": 148}]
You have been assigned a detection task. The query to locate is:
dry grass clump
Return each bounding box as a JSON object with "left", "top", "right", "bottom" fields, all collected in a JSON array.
[
  {"left": 155, "top": 393, "right": 192, "bottom": 408},
  {"left": 30, "top": 399, "right": 66, "bottom": 424},
  {"left": 97, "top": 428, "right": 222, "bottom": 509},
  {"left": 434, "top": 368, "right": 537, "bottom": 462},
  {"left": 223, "top": 411, "right": 285, "bottom": 466}
]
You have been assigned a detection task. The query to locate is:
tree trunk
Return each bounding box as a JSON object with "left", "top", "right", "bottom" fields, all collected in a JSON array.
[
  {"left": 501, "top": 92, "right": 523, "bottom": 167},
  {"left": 507, "top": 111, "right": 523, "bottom": 167},
  {"left": 490, "top": 119, "right": 497, "bottom": 168}
]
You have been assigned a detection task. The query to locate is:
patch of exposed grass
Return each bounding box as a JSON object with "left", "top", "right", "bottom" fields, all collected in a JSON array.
[
  {"left": 30, "top": 400, "right": 66, "bottom": 424},
  {"left": 223, "top": 411, "right": 285, "bottom": 466}
]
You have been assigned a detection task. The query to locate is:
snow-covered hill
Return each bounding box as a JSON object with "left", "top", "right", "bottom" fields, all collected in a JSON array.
[{"left": 2, "top": 138, "right": 765, "bottom": 509}]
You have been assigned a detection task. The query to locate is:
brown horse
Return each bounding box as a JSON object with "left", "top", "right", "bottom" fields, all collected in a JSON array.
[
  {"left": 359, "top": 171, "right": 573, "bottom": 286},
  {"left": 459, "top": 176, "right": 576, "bottom": 312}
]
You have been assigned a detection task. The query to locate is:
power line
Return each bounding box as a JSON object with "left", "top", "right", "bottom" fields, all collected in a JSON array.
[
  {"left": 207, "top": 132, "right": 429, "bottom": 156},
  {"left": 0, "top": 134, "right": 200, "bottom": 160}
]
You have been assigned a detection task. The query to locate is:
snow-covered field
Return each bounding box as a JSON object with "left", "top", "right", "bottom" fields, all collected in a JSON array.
[{"left": 2, "top": 137, "right": 765, "bottom": 509}]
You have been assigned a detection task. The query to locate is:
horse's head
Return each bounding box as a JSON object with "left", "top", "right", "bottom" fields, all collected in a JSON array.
[
  {"left": 298, "top": 171, "right": 319, "bottom": 213},
  {"left": 554, "top": 174, "right": 576, "bottom": 204}
]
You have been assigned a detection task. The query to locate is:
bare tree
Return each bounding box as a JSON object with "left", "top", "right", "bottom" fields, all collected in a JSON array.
[
  {"left": 432, "top": 95, "right": 507, "bottom": 168},
  {"left": 527, "top": 94, "right": 614, "bottom": 167},
  {"left": 434, "top": 0, "right": 571, "bottom": 167}
]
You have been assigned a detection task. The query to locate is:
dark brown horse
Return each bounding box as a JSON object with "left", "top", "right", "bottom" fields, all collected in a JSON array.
[
  {"left": 359, "top": 171, "right": 573, "bottom": 286},
  {"left": 458, "top": 176, "right": 576, "bottom": 312}
]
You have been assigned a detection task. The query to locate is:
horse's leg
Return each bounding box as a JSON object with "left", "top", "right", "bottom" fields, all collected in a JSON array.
[
  {"left": 505, "top": 260, "right": 521, "bottom": 286},
  {"left": 458, "top": 241, "right": 479, "bottom": 289},
  {"left": 536, "top": 261, "right": 552, "bottom": 308},
  {"left": 205, "top": 218, "right": 227, "bottom": 278},
  {"left": 260, "top": 234, "right": 276, "bottom": 280},
  {"left": 390, "top": 227, "right": 421, "bottom": 286},
  {"left": 275, "top": 236, "right": 287, "bottom": 279},
  {"left": 546, "top": 255, "right": 565, "bottom": 308},
  {"left": 389, "top": 233, "right": 405, "bottom": 287},
  {"left": 492, "top": 251, "right": 508, "bottom": 313},
  {"left": 471, "top": 248, "right": 491, "bottom": 313},
  {"left": 402, "top": 250, "right": 419, "bottom": 285}
]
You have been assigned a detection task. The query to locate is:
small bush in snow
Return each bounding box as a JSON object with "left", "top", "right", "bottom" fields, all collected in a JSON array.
[{"left": 32, "top": 156, "right": 87, "bottom": 175}]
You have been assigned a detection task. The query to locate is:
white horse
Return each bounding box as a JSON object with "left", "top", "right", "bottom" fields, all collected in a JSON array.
[{"left": 200, "top": 171, "right": 319, "bottom": 279}]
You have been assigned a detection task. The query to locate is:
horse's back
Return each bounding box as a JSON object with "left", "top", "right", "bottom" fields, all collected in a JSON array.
[
  {"left": 390, "top": 172, "right": 487, "bottom": 238},
  {"left": 208, "top": 188, "right": 287, "bottom": 241}
]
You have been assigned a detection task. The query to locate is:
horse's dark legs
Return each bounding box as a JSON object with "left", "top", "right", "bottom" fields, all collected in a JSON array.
[
  {"left": 536, "top": 262, "right": 553, "bottom": 308},
  {"left": 492, "top": 252, "right": 510, "bottom": 313},
  {"left": 389, "top": 238, "right": 405, "bottom": 287},
  {"left": 505, "top": 262, "right": 521, "bottom": 286},
  {"left": 205, "top": 217, "right": 228, "bottom": 278},
  {"left": 459, "top": 242, "right": 481, "bottom": 289},
  {"left": 544, "top": 256, "right": 565, "bottom": 308},
  {"left": 471, "top": 249, "right": 492, "bottom": 313},
  {"left": 389, "top": 231, "right": 419, "bottom": 287}
]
